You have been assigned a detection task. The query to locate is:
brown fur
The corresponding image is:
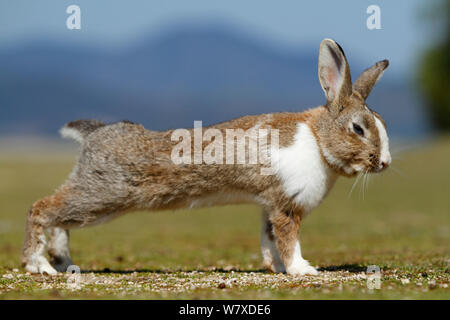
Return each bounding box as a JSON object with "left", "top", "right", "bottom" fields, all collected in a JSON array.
[
  {"left": 270, "top": 210, "right": 302, "bottom": 268},
  {"left": 22, "top": 39, "right": 390, "bottom": 275}
]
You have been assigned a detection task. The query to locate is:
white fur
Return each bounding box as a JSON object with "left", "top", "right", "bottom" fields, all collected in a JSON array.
[
  {"left": 26, "top": 234, "right": 57, "bottom": 275},
  {"left": 322, "top": 147, "right": 354, "bottom": 175},
  {"left": 271, "top": 123, "right": 338, "bottom": 215},
  {"left": 260, "top": 235, "right": 285, "bottom": 273},
  {"left": 49, "top": 228, "right": 74, "bottom": 272},
  {"left": 285, "top": 241, "right": 318, "bottom": 276},
  {"left": 321, "top": 147, "right": 344, "bottom": 168},
  {"left": 60, "top": 126, "right": 84, "bottom": 143},
  {"left": 374, "top": 117, "right": 391, "bottom": 169},
  {"left": 50, "top": 228, "right": 70, "bottom": 255}
]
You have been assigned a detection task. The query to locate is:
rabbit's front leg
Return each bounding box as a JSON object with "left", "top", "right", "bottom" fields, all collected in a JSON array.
[
  {"left": 270, "top": 210, "right": 318, "bottom": 276},
  {"left": 260, "top": 209, "right": 285, "bottom": 273},
  {"left": 48, "top": 227, "right": 74, "bottom": 272}
]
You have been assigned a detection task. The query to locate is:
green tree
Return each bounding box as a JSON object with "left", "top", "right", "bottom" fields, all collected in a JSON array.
[{"left": 418, "top": 0, "right": 450, "bottom": 131}]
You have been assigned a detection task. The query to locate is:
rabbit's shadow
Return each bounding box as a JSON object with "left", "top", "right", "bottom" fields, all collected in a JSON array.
[
  {"left": 82, "top": 268, "right": 266, "bottom": 274},
  {"left": 317, "top": 264, "right": 367, "bottom": 273},
  {"left": 81, "top": 264, "right": 366, "bottom": 275}
]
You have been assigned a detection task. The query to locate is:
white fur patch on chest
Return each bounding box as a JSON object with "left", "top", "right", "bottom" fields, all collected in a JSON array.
[{"left": 272, "top": 123, "right": 337, "bottom": 214}]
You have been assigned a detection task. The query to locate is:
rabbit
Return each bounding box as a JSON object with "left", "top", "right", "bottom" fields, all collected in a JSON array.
[{"left": 22, "top": 38, "right": 391, "bottom": 276}]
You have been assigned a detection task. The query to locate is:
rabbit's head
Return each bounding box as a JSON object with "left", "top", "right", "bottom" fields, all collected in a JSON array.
[{"left": 313, "top": 38, "right": 391, "bottom": 176}]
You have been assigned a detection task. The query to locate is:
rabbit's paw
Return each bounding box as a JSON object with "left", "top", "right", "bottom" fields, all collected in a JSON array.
[
  {"left": 24, "top": 256, "right": 58, "bottom": 275},
  {"left": 286, "top": 260, "right": 318, "bottom": 276}
]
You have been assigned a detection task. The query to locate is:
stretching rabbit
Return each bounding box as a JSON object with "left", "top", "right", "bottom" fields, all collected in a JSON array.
[{"left": 22, "top": 39, "right": 391, "bottom": 275}]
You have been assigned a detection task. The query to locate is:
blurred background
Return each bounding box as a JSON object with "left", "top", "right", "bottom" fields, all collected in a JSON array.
[
  {"left": 0, "top": 0, "right": 447, "bottom": 139},
  {"left": 0, "top": 0, "right": 448, "bottom": 298}
]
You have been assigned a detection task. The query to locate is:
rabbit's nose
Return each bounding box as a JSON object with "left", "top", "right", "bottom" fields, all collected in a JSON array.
[{"left": 379, "top": 153, "right": 391, "bottom": 171}]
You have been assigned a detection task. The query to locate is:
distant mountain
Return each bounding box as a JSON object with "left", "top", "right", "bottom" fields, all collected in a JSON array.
[{"left": 0, "top": 25, "right": 430, "bottom": 138}]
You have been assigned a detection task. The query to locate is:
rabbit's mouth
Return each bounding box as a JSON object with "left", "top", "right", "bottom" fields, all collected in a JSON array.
[
  {"left": 373, "top": 161, "right": 390, "bottom": 173},
  {"left": 349, "top": 160, "right": 388, "bottom": 175},
  {"left": 365, "top": 162, "right": 389, "bottom": 174},
  {"left": 369, "top": 156, "right": 390, "bottom": 173}
]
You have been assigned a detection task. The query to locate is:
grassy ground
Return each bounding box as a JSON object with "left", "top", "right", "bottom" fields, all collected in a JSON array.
[{"left": 0, "top": 137, "right": 449, "bottom": 299}]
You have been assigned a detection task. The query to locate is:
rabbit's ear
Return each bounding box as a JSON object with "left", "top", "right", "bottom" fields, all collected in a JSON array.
[
  {"left": 318, "top": 39, "right": 352, "bottom": 112},
  {"left": 353, "top": 60, "right": 389, "bottom": 100}
]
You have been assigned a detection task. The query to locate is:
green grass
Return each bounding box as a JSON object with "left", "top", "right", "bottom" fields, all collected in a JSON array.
[{"left": 0, "top": 137, "right": 449, "bottom": 299}]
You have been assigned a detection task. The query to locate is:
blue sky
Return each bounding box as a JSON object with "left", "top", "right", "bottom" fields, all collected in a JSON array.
[{"left": 0, "top": 0, "right": 437, "bottom": 77}]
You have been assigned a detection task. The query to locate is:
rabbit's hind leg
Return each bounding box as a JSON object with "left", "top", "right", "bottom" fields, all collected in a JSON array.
[
  {"left": 22, "top": 184, "right": 89, "bottom": 275},
  {"left": 22, "top": 175, "right": 132, "bottom": 275},
  {"left": 21, "top": 187, "right": 72, "bottom": 275}
]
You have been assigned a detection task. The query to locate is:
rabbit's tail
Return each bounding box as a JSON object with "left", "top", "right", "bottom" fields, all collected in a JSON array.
[{"left": 59, "top": 119, "right": 105, "bottom": 143}]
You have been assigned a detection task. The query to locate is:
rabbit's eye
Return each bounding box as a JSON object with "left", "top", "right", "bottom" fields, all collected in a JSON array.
[{"left": 353, "top": 123, "right": 364, "bottom": 136}]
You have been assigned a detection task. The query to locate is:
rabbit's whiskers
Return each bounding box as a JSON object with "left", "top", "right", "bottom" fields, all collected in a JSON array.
[
  {"left": 349, "top": 170, "right": 363, "bottom": 198},
  {"left": 389, "top": 165, "right": 406, "bottom": 178}
]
